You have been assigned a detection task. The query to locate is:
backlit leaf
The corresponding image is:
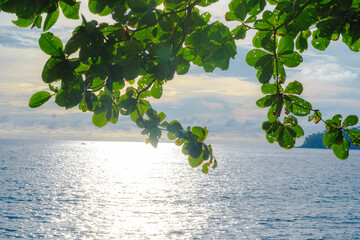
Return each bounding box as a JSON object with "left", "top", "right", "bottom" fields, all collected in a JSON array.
[
  {"left": 39, "top": 32, "right": 64, "bottom": 57},
  {"left": 331, "top": 137, "right": 350, "bottom": 160},
  {"left": 29, "top": 91, "right": 52, "bottom": 108},
  {"left": 44, "top": 8, "right": 60, "bottom": 31},
  {"left": 343, "top": 115, "right": 359, "bottom": 127}
]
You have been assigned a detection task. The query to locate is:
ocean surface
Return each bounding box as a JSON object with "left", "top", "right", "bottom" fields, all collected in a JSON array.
[{"left": 1, "top": 139, "right": 360, "bottom": 239}]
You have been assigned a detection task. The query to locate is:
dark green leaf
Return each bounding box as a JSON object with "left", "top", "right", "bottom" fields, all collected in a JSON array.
[
  {"left": 256, "top": 60, "right": 274, "bottom": 83},
  {"left": 128, "top": 0, "right": 148, "bottom": 13},
  {"left": 296, "top": 32, "right": 308, "bottom": 53},
  {"left": 42, "top": 57, "right": 63, "bottom": 83},
  {"left": 288, "top": 124, "right": 304, "bottom": 138},
  {"left": 246, "top": 49, "right": 271, "bottom": 67},
  {"left": 323, "top": 129, "right": 341, "bottom": 148},
  {"left": 256, "top": 94, "right": 277, "bottom": 108},
  {"left": 278, "top": 127, "right": 296, "bottom": 149},
  {"left": 331, "top": 137, "right": 350, "bottom": 160},
  {"left": 55, "top": 88, "right": 83, "bottom": 109},
  {"left": 192, "top": 126, "right": 208, "bottom": 141},
  {"left": 231, "top": 25, "right": 247, "bottom": 40}
]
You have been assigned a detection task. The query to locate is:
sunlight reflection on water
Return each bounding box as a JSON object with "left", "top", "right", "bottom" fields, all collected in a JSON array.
[{"left": 1, "top": 140, "right": 360, "bottom": 239}]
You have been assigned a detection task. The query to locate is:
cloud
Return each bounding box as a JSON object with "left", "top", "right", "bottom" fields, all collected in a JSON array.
[
  {"left": 298, "top": 60, "right": 358, "bottom": 82},
  {"left": 159, "top": 74, "right": 261, "bottom": 100},
  {"left": 0, "top": 110, "right": 144, "bottom": 141},
  {"left": 287, "top": 50, "right": 360, "bottom": 110}
]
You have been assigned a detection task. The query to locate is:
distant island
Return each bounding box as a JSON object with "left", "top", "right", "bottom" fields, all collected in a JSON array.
[{"left": 299, "top": 130, "right": 360, "bottom": 149}]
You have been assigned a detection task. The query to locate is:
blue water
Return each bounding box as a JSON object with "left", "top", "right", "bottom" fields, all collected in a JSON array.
[{"left": 1, "top": 139, "right": 360, "bottom": 239}]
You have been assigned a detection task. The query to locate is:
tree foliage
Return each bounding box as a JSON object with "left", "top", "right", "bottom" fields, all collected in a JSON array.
[{"left": 1, "top": 0, "right": 360, "bottom": 172}]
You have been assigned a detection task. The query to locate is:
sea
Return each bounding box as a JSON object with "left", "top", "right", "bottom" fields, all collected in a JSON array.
[{"left": 1, "top": 139, "right": 359, "bottom": 239}]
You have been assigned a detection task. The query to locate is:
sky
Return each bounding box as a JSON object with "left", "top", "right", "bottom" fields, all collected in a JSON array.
[{"left": 0, "top": 1, "right": 359, "bottom": 147}]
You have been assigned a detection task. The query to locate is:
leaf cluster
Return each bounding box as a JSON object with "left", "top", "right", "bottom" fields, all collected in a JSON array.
[{"left": 3, "top": 0, "right": 359, "bottom": 170}]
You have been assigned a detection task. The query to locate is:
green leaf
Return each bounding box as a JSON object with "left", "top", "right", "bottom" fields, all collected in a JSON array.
[
  {"left": 42, "top": 57, "right": 63, "bottom": 83},
  {"left": 346, "top": 129, "right": 360, "bottom": 138},
  {"left": 245, "top": 15, "right": 257, "bottom": 23},
  {"left": 29, "top": 91, "right": 52, "bottom": 108},
  {"left": 88, "top": 0, "right": 112, "bottom": 15},
  {"left": 311, "top": 30, "right": 330, "bottom": 51},
  {"left": 284, "top": 115, "right": 298, "bottom": 126},
  {"left": 175, "top": 137, "right": 185, "bottom": 146},
  {"left": 12, "top": 18, "right": 33, "bottom": 28},
  {"left": 201, "top": 162, "right": 210, "bottom": 174},
  {"left": 256, "top": 94, "right": 277, "bottom": 108},
  {"left": 44, "top": 8, "right": 60, "bottom": 32},
  {"left": 287, "top": 95, "right": 312, "bottom": 116},
  {"left": 60, "top": 2, "right": 80, "bottom": 20},
  {"left": 343, "top": 115, "right": 359, "bottom": 127},
  {"left": 261, "top": 83, "right": 277, "bottom": 94},
  {"left": 39, "top": 32, "right": 64, "bottom": 57},
  {"left": 212, "top": 159, "right": 218, "bottom": 169},
  {"left": 246, "top": 49, "right": 272, "bottom": 67},
  {"left": 278, "top": 35, "right": 294, "bottom": 55},
  {"left": 332, "top": 114, "right": 342, "bottom": 127},
  {"left": 256, "top": 59, "right": 273, "bottom": 83},
  {"left": 278, "top": 126, "right": 296, "bottom": 149},
  {"left": 148, "top": 127, "right": 162, "bottom": 148},
  {"left": 188, "top": 153, "right": 204, "bottom": 168},
  {"left": 32, "top": 15, "right": 43, "bottom": 29},
  {"left": 151, "top": 80, "right": 163, "bottom": 99},
  {"left": 296, "top": 31, "right": 308, "bottom": 53},
  {"left": 231, "top": 25, "right": 247, "bottom": 40},
  {"left": 167, "top": 132, "right": 177, "bottom": 140},
  {"left": 285, "top": 81, "right": 303, "bottom": 95},
  {"left": 273, "top": 61, "right": 286, "bottom": 83},
  {"left": 331, "top": 137, "right": 350, "bottom": 160},
  {"left": 199, "top": 0, "right": 218, "bottom": 7},
  {"left": 127, "top": 0, "right": 148, "bottom": 13},
  {"left": 264, "top": 121, "right": 281, "bottom": 143},
  {"left": 253, "top": 19, "right": 272, "bottom": 30},
  {"left": 278, "top": 52, "right": 302, "bottom": 68},
  {"left": 110, "top": 106, "right": 119, "bottom": 124},
  {"left": 192, "top": 126, "right": 208, "bottom": 141},
  {"left": 288, "top": 124, "right": 304, "bottom": 138},
  {"left": 346, "top": 129, "right": 360, "bottom": 146},
  {"left": 323, "top": 129, "right": 341, "bottom": 148},
  {"left": 228, "top": 0, "right": 248, "bottom": 21},
  {"left": 123, "top": 55, "right": 142, "bottom": 80},
  {"left": 55, "top": 88, "right": 83, "bottom": 109},
  {"left": 253, "top": 31, "right": 274, "bottom": 52},
  {"left": 92, "top": 109, "right": 110, "bottom": 127},
  {"left": 176, "top": 58, "right": 190, "bottom": 75}
]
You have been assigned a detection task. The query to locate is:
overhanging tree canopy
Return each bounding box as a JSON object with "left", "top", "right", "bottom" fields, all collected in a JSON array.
[{"left": 1, "top": 0, "right": 360, "bottom": 173}]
